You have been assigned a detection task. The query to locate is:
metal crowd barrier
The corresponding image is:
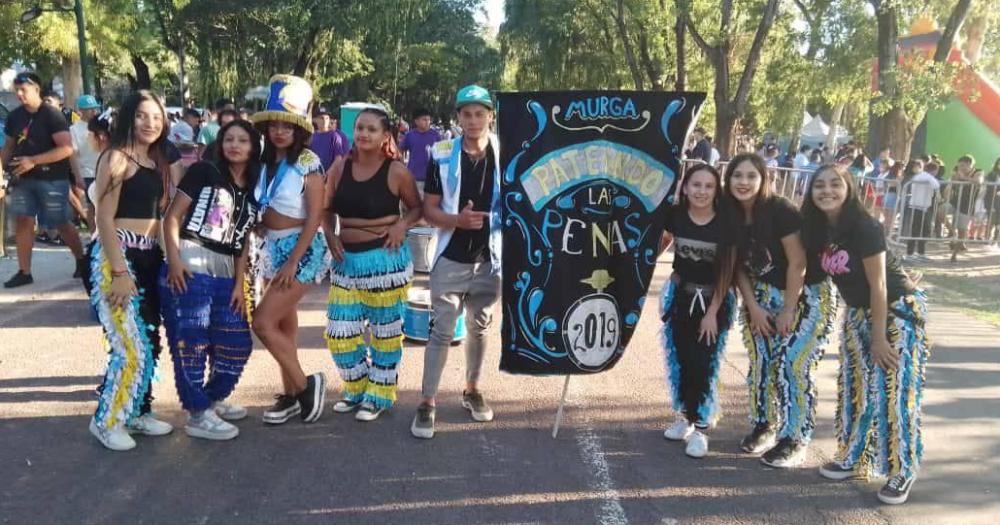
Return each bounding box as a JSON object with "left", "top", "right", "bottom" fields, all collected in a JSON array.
[{"left": 0, "top": 190, "right": 7, "bottom": 258}]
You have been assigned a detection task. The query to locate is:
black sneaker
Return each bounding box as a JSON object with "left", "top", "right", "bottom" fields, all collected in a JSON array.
[
  {"left": 819, "top": 461, "right": 855, "bottom": 480},
  {"left": 760, "top": 438, "right": 807, "bottom": 468},
  {"left": 878, "top": 473, "right": 916, "bottom": 505},
  {"left": 73, "top": 257, "right": 87, "bottom": 279},
  {"left": 740, "top": 423, "right": 776, "bottom": 454},
  {"left": 262, "top": 395, "right": 301, "bottom": 425},
  {"left": 298, "top": 372, "right": 327, "bottom": 423},
  {"left": 410, "top": 403, "right": 436, "bottom": 439},
  {"left": 3, "top": 271, "right": 33, "bottom": 289},
  {"left": 461, "top": 390, "right": 494, "bottom": 422}
]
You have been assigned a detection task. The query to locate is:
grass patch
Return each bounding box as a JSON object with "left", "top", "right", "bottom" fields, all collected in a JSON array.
[{"left": 919, "top": 272, "right": 1000, "bottom": 328}]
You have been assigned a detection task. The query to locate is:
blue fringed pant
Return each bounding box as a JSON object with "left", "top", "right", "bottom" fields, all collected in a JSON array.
[
  {"left": 742, "top": 279, "right": 837, "bottom": 443},
  {"left": 833, "top": 292, "right": 930, "bottom": 479},
  {"left": 660, "top": 279, "right": 735, "bottom": 427},
  {"left": 160, "top": 267, "right": 253, "bottom": 414}
]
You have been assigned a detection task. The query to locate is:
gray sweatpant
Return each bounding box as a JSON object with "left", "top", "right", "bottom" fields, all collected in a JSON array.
[{"left": 421, "top": 256, "right": 501, "bottom": 398}]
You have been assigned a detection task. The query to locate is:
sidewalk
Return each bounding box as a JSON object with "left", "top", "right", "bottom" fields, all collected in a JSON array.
[{"left": 0, "top": 244, "right": 84, "bottom": 306}]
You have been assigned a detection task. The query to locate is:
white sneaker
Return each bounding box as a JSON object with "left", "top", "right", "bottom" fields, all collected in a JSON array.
[
  {"left": 126, "top": 413, "right": 174, "bottom": 436},
  {"left": 663, "top": 416, "right": 694, "bottom": 441},
  {"left": 89, "top": 419, "right": 136, "bottom": 451},
  {"left": 355, "top": 402, "right": 385, "bottom": 422},
  {"left": 186, "top": 410, "right": 239, "bottom": 441},
  {"left": 212, "top": 401, "right": 248, "bottom": 421},
  {"left": 685, "top": 431, "right": 709, "bottom": 458},
  {"left": 333, "top": 398, "right": 362, "bottom": 413}
]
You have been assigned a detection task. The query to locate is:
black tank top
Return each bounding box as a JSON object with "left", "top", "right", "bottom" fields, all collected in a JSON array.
[
  {"left": 114, "top": 161, "right": 163, "bottom": 220},
  {"left": 333, "top": 159, "right": 401, "bottom": 219}
]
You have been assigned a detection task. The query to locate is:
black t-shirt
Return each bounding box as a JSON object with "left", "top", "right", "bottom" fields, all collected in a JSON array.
[
  {"left": 163, "top": 141, "right": 182, "bottom": 164},
  {"left": 949, "top": 171, "right": 980, "bottom": 213},
  {"left": 425, "top": 143, "right": 495, "bottom": 264},
  {"left": 3, "top": 104, "right": 70, "bottom": 181},
  {"left": 742, "top": 197, "right": 802, "bottom": 289},
  {"left": 176, "top": 162, "right": 259, "bottom": 256},
  {"left": 819, "top": 215, "right": 914, "bottom": 308},
  {"left": 665, "top": 206, "right": 720, "bottom": 285}
]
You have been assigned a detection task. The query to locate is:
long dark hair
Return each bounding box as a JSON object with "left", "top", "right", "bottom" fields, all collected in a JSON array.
[
  {"left": 214, "top": 119, "right": 262, "bottom": 191},
  {"left": 349, "top": 107, "right": 401, "bottom": 161},
  {"left": 261, "top": 122, "right": 310, "bottom": 171},
  {"left": 678, "top": 163, "right": 738, "bottom": 293},
  {"left": 101, "top": 90, "right": 171, "bottom": 211},
  {"left": 722, "top": 153, "right": 777, "bottom": 266},
  {"left": 800, "top": 164, "right": 876, "bottom": 257}
]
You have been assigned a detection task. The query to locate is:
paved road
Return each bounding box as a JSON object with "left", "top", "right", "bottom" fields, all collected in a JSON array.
[{"left": 1, "top": 249, "right": 997, "bottom": 524}]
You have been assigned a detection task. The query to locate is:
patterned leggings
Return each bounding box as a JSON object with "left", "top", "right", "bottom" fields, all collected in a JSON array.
[
  {"left": 743, "top": 280, "right": 837, "bottom": 443},
  {"left": 326, "top": 244, "right": 412, "bottom": 409},
  {"left": 834, "top": 293, "right": 930, "bottom": 479}
]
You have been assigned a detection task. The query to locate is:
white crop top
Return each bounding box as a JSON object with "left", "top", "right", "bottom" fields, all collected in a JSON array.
[{"left": 254, "top": 148, "right": 323, "bottom": 220}]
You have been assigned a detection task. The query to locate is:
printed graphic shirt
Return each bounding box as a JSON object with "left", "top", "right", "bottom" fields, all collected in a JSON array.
[
  {"left": 819, "top": 215, "right": 914, "bottom": 308},
  {"left": 664, "top": 206, "right": 720, "bottom": 286},
  {"left": 3, "top": 104, "right": 71, "bottom": 181},
  {"left": 177, "top": 162, "right": 259, "bottom": 256},
  {"left": 742, "top": 197, "right": 802, "bottom": 289}
]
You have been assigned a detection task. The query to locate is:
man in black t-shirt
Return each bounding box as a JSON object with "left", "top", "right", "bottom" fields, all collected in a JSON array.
[
  {"left": 0, "top": 72, "right": 85, "bottom": 288},
  {"left": 411, "top": 85, "right": 501, "bottom": 440}
]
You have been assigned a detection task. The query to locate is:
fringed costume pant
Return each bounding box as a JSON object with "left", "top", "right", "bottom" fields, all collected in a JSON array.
[
  {"left": 90, "top": 230, "right": 163, "bottom": 430},
  {"left": 660, "top": 279, "right": 736, "bottom": 427},
  {"left": 326, "top": 243, "right": 412, "bottom": 409},
  {"left": 742, "top": 279, "right": 837, "bottom": 444},
  {"left": 160, "top": 268, "right": 253, "bottom": 414},
  {"left": 833, "top": 292, "right": 930, "bottom": 479}
]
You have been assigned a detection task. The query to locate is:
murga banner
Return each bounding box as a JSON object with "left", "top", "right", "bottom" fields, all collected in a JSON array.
[{"left": 498, "top": 91, "right": 705, "bottom": 375}]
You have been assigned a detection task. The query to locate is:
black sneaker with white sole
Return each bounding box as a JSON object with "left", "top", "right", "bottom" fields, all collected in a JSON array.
[
  {"left": 819, "top": 461, "right": 855, "bottom": 480},
  {"left": 410, "top": 403, "right": 436, "bottom": 439},
  {"left": 878, "top": 473, "right": 916, "bottom": 505},
  {"left": 298, "top": 372, "right": 327, "bottom": 423},
  {"left": 760, "top": 438, "right": 807, "bottom": 468},
  {"left": 461, "top": 390, "right": 494, "bottom": 422},
  {"left": 740, "top": 423, "right": 776, "bottom": 454},
  {"left": 263, "top": 395, "right": 301, "bottom": 424}
]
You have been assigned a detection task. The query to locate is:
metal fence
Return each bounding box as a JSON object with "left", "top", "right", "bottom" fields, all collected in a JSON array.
[{"left": 680, "top": 159, "right": 1000, "bottom": 251}]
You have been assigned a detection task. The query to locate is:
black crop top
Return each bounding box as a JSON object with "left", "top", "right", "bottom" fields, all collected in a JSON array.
[
  {"left": 333, "top": 159, "right": 401, "bottom": 219},
  {"left": 114, "top": 163, "right": 164, "bottom": 220}
]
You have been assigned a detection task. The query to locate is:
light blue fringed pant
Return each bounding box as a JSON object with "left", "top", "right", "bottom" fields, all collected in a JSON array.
[
  {"left": 833, "top": 292, "right": 930, "bottom": 479},
  {"left": 742, "top": 279, "right": 837, "bottom": 443}
]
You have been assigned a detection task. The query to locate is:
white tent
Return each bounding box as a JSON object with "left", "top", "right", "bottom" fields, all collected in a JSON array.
[{"left": 800, "top": 114, "right": 851, "bottom": 149}]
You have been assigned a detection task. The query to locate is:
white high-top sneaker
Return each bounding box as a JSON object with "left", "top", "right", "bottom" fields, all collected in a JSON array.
[{"left": 89, "top": 419, "right": 137, "bottom": 451}]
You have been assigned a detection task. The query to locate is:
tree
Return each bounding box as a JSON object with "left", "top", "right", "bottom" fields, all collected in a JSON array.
[{"left": 677, "top": 0, "right": 781, "bottom": 157}]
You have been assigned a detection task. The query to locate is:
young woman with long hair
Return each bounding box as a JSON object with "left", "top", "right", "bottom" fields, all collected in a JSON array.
[
  {"left": 250, "top": 75, "right": 330, "bottom": 426},
  {"left": 659, "top": 163, "right": 738, "bottom": 458},
  {"left": 724, "top": 153, "right": 836, "bottom": 468},
  {"left": 87, "top": 90, "right": 174, "bottom": 451},
  {"left": 803, "top": 164, "right": 929, "bottom": 505},
  {"left": 323, "top": 106, "right": 421, "bottom": 421},
  {"left": 159, "top": 120, "right": 262, "bottom": 440}
]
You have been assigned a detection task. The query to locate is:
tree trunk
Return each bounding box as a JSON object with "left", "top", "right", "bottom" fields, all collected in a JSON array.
[
  {"left": 870, "top": 1, "right": 899, "bottom": 157},
  {"left": 613, "top": 0, "right": 644, "bottom": 90},
  {"left": 675, "top": 13, "right": 686, "bottom": 91},
  {"left": 883, "top": 106, "right": 914, "bottom": 162},
  {"left": 177, "top": 47, "right": 189, "bottom": 106},
  {"left": 61, "top": 55, "right": 82, "bottom": 108},
  {"left": 293, "top": 27, "right": 322, "bottom": 77},
  {"left": 637, "top": 27, "right": 663, "bottom": 90},
  {"left": 825, "top": 102, "right": 845, "bottom": 151},
  {"left": 933, "top": 0, "right": 973, "bottom": 62},
  {"left": 963, "top": 15, "right": 988, "bottom": 63},
  {"left": 130, "top": 54, "right": 151, "bottom": 90},
  {"left": 715, "top": 110, "right": 737, "bottom": 160}
]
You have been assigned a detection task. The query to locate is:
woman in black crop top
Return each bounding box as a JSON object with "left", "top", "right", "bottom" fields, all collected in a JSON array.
[
  {"left": 657, "top": 163, "right": 738, "bottom": 458},
  {"left": 159, "top": 120, "right": 262, "bottom": 440},
  {"left": 87, "top": 90, "right": 175, "bottom": 451},
  {"left": 724, "top": 153, "right": 836, "bottom": 468},
  {"left": 322, "top": 106, "right": 422, "bottom": 421},
  {"left": 803, "top": 164, "right": 929, "bottom": 505}
]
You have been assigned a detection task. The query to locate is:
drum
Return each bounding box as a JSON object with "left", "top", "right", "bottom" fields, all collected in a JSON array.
[
  {"left": 407, "top": 227, "right": 437, "bottom": 273},
  {"left": 403, "top": 288, "right": 466, "bottom": 342}
]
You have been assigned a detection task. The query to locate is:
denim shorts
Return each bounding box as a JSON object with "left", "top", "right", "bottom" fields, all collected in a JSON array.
[{"left": 6, "top": 177, "right": 71, "bottom": 228}]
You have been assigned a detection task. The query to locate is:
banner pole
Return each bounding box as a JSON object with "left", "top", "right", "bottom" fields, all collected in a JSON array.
[{"left": 552, "top": 375, "right": 572, "bottom": 438}]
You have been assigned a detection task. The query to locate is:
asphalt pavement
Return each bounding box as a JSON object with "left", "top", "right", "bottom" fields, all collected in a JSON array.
[{"left": 1, "top": 246, "right": 997, "bottom": 525}]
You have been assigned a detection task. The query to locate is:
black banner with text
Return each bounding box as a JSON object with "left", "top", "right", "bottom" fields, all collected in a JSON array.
[{"left": 499, "top": 91, "right": 705, "bottom": 375}]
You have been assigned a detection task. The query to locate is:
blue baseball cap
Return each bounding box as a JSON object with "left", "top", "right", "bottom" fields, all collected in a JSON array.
[
  {"left": 76, "top": 94, "right": 100, "bottom": 110},
  {"left": 455, "top": 85, "right": 493, "bottom": 110}
]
